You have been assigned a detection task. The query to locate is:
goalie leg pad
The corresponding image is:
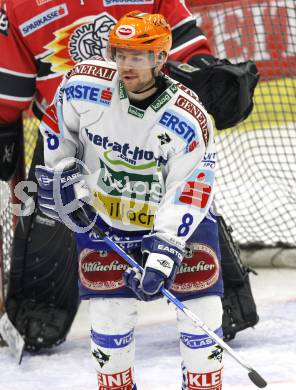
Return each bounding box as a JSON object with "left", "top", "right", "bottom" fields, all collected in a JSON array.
[
  {"left": 177, "top": 296, "right": 224, "bottom": 389},
  {"left": 89, "top": 297, "right": 138, "bottom": 389},
  {"left": 6, "top": 133, "right": 80, "bottom": 351},
  {"left": 217, "top": 215, "right": 259, "bottom": 340}
]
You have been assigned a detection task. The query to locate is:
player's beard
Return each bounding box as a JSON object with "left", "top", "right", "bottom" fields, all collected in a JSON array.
[{"left": 120, "top": 69, "right": 155, "bottom": 94}]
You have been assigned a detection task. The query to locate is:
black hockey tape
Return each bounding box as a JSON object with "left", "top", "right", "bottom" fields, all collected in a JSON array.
[{"left": 248, "top": 369, "right": 267, "bottom": 388}]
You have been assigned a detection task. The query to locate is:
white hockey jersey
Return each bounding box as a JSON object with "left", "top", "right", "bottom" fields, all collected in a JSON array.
[{"left": 40, "top": 58, "right": 216, "bottom": 244}]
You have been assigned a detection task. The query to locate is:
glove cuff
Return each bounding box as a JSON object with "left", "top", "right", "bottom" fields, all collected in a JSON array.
[
  {"left": 141, "top": 233, "right": 185, "bottom": 266},
  {"left": 145, "top": 253, "right": 175, "bottom": 278},
  {"left": 188, "top": 53, "right": 217, "bottom": 70}
]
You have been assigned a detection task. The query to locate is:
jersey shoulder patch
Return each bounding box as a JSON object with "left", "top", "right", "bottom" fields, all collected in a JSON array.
[
  {"left": 63, "top": 59, "right": 116, "bottom": 107},
  {"left": 172, "top": 86, "right": 210, "bottom": 147},
  {"left": 67, "top": 59, "right": 117, "bottom": 83}
]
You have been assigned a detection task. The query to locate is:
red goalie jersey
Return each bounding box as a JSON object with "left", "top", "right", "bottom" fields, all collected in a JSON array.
[{"left": 0, "top": 0, "right": 211, "bottom": 124}]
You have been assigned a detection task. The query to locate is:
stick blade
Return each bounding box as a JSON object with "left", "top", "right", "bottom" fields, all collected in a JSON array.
[
  {"left": 0, "top": 313, "right": 25, "bottom": 364},
  {"left": 248, "top": 369, "right": 267, "bottom": 388}
]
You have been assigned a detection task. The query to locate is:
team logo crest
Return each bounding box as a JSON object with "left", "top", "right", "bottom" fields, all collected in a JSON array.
[
  {"left": 116, "top": 25, "right": 135, "bottom": 39},
  {"left": 42, "top": 13, "right": 116, "bottom": 72}
]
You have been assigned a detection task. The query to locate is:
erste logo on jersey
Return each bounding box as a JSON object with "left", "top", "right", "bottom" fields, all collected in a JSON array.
[
  {"left": 64, "top": 81, "right": 113, "bottom": 106},
  {"left": 43, "top": 13, "right": 116, "bottom": 72},
  {"left": 20, "top": 4, "right": 68, "bottom": 37},
  {"left": 159, "top": 109, "right": 198, "bottom": 152}
]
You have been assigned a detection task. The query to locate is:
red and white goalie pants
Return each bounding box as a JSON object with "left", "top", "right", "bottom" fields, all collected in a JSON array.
[{"left": 89, "top": 295, "right": 223, "bottom": 390}]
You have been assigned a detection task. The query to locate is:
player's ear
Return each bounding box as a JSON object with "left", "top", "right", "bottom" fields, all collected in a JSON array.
[{"left": 155, "top": 51, "right": 167, "bottom": 70}]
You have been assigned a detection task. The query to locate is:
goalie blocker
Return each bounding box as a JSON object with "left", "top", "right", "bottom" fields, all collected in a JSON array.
[{"left": 166, "top": 54, "right": 259, "bottom": 130}]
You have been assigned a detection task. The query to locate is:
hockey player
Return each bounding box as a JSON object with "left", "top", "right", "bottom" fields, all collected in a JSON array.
[
  {"left": 35, "top": 12, "right": 224, "bottom": 389},
  {"left": 0, "top": 0, "right": 258, "bottom": 350}
]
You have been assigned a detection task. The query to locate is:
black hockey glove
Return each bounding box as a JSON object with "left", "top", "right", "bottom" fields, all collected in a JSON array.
[
  {"left": 166, "top": 54, "right": 259, "bottom": 130},
  {"left": 123, "top": 234, "right": 185, "bottom": 301}
]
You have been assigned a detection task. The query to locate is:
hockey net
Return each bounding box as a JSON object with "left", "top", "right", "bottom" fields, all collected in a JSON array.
[
  {"left": 188, "top": 0, "right": 296, "bottom": 266},
  {"left": 0, "top": 0, "right": 295, "bottom": 287}
]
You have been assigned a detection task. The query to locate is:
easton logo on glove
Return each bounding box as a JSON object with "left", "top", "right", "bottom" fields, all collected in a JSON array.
[{"left": 157, "top": 243, "right": 183, "bottom": 260}]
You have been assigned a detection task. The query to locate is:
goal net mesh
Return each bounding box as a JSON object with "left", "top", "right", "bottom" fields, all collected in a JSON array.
[{"left": 1, "top": 0, "right": 295, "bottom": 283}]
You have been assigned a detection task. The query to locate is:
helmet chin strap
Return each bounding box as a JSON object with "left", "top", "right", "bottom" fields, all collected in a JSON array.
[
  {"left": 132, "top": 67, "right": 163, "bottom": 95},
  {"left": 132, "top": 82, "right": 156, "bottom": 95}
]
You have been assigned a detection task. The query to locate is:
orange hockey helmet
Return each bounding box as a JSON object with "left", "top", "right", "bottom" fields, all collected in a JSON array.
[{"left": 108, "top": 11, "right": 172, "bottom": 64}]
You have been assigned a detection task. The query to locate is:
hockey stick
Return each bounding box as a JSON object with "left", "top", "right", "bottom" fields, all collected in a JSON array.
[
  {"left": 0, "top": 182, "right": 25, "bottom": 364},
  {"left": 75, "top": 209, "right": 267, "bottom": 388}
]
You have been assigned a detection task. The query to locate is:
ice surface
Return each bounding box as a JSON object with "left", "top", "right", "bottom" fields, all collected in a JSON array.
[{"left": 0, "top": 269, "right": 296, "bottom": 390}]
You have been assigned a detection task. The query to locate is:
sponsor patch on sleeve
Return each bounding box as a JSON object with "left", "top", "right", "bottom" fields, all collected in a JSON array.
[
  {"left": 158, "top": 109, "right": 198, "bottom": 152},
  {"left": 64, "top": 81, "right": 113, "bottom": 106},
  {"left": 175, "top": 169, "right": 214, "bottom": 209},
  {"left": 20, "top": 4, "right": 68, "bottom": 37},
  {"left": 68, "top": 63, "right": 116, "bottom": 81},
  {"left": 175, "top": 95, "right": 209, "bottom": 146}
]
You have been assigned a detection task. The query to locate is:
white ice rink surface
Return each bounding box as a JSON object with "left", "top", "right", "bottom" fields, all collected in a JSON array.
[{"left": 1, "top": 268, "right": 296, "bottom": 390}]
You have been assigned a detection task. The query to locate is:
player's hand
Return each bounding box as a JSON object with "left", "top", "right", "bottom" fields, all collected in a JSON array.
[
  {"left": 35, "top": 164, "right": 93, "bottom": 228},
  {"left": 123, "top": 234, "right": 185, "bottom": 301}
]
